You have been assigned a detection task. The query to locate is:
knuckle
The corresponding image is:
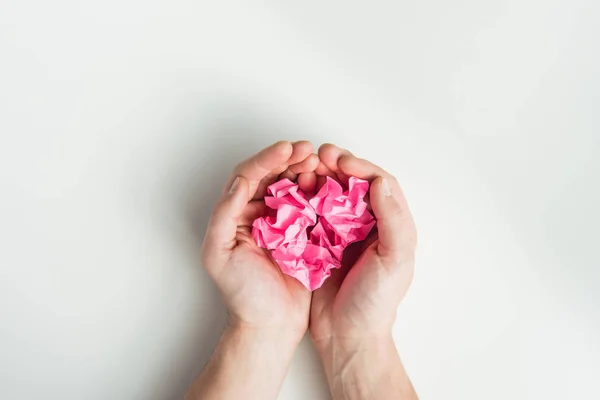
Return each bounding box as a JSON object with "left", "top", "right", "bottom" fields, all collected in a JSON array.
[
  {"left": 319, "top": 143, "right": 336, "bottom": 152},
  {"left": 380, "top": 248, "right": 415, "bottom": 274},
  {"left": 233, "top": 161, "right": 244, "bottom": 174}
]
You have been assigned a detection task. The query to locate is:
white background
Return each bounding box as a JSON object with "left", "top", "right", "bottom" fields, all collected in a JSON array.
[{"left": 1, "top": 1, "right": 599, "bottom": 399}]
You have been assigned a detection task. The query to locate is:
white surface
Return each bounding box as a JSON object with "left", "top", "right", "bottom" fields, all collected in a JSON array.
[{"left": 1, "top": 1, "right": 599, "bottom": 399}]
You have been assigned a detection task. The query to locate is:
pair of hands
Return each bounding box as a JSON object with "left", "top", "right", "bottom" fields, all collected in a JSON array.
[{"left": 201, "top": 141, "right": 417, "bottom": 359}]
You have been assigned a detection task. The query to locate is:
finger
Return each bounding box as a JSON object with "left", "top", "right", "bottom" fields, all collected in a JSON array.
[
  {"left": 234, "top": 141, "right": 293, "bottom": 183},
  {"left": 278, "top": 153, "right": 320, "bottom": 182},
  {"left": 357, "top": 227, "right": 378, "bottom": 254},
  {"left": 369, "top": 177, "right": 417, "bottom": 263},
  {"left": 288, "top": 141, "right": 314, "bottom": 164},
  {"left": 318, "top": 143, "right": 353, "bottom": 170},
  {"left": 253, "top": 163, "right": 289, "bottom": 198},
  {"left": 253, "top": 141, "right": 313, "bottom": 199},
  {"left": 338, "top": 155, "right": 408, "bottom": 209},
  {"left": 239, "top": 200, "right": 268, "bottom": 226},
  {"left": 315, "top": 161, "right": 336, "bottom": 178},
  {"left": 318, "top": 143, "right": 352, "bottom": 184},
  {"left": 234, "top": 226, "right": 259, "bottom": 248},
  {"left": 288, "top": 153, "right": 319, "bottom": 174},
  {"left": 201, "top": 176, "right": 250, "bottom": 272},
  {"left": 233, "top": 141, "right": 293, "bottom": 199},
  {"left": 337, "top": 155, "right": 388, "bottom": 181},
  {"left": 298, "top": 172, "right": 317, "bottom": 195},
  {"left": 278, "top": 168, "right": 297, "bottom": 182}
]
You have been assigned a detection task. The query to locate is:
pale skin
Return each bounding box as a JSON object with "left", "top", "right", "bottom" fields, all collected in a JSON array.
[{"left": 186, "top": 141, "right": 418, "bottom": 400}]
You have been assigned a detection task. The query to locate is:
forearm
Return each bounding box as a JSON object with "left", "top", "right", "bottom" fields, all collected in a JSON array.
[
  {"left": 318, "top": 335, "right": 417, "bottom": 400},
  {"left": 186, "top": 321, "right": 301, "bottom": 400}
]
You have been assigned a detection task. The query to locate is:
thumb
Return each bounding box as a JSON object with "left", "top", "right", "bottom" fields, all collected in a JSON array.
[
  {"left": 370, "top": 177, "right": 417, "bottom": 263},
  {"left": 201, "top": 176, "right": 249, "bottom": 273}
]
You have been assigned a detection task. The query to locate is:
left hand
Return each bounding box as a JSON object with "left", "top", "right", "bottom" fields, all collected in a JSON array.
[{"left": 201, "top": 140, "right": 319, "bottom": 343}]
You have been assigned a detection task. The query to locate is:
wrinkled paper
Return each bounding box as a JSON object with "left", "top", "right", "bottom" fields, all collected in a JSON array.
[{"left": 252, "top": 177, "right": 376, "bottom": 290}]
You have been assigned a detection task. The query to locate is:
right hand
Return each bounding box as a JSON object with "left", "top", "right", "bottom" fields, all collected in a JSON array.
[{"left": 309, "top": 144, "right": 418, "bottom": 353}]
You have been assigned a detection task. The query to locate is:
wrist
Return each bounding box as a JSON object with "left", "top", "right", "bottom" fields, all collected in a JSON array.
[
  {"left": 312, "top": 327, "right": 393, "bottom": 359},
  {"left": 226, "top": 316, "right": 305, "bottom": 356},
  {"left": 187, "top": 318, "right": 304, "bottom": 400},
  {"left": 316, "top": 333, "right": 400, "bottom": 396}
]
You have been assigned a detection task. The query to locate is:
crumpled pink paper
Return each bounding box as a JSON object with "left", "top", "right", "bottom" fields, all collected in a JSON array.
[{"left": 252, "top": 176, "right": 376, "bottom": 291}]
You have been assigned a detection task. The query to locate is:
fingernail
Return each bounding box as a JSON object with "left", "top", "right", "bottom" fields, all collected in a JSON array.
[
  {"left": 381, "top": 178, "right": 392, "bottom": 198},
  {"left": 229, "top": 177, "right": 240, "bottom": 195}
]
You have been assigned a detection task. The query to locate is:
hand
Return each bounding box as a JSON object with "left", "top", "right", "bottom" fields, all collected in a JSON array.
[
  {"left": 188, "top": 141, "right": 320, "bottom": 400},
  {"left": 201, "top": 140, "right": 318, "bottom": 341},
  {"left": 309, "top": 144, "right": 418, "bottom": 399}
]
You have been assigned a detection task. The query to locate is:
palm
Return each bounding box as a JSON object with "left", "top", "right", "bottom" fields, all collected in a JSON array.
[
  {"left": 309, "top": 143, "right": 416, "bottom": 346},
  {"left": 311, "top": 240, "right": 394, "bottom": 342},
  {"left": 202, "top": 141, "right": 318, "bottom": 334},
  {"left": 334, "top": 243, "right": 407, "bottom": 335},
  {"left": 223, "top": 226, "right": 311, "bottom": 329}
]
